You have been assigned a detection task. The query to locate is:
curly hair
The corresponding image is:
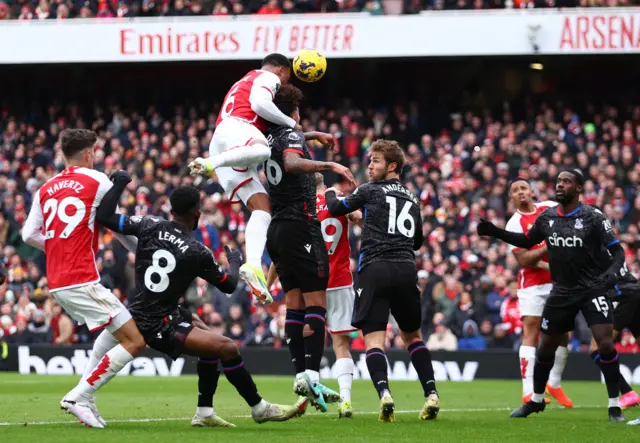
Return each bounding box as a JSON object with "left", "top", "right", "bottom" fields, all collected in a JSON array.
[{"left": 273, "top": 84, "right": 304, "bottom": 116}]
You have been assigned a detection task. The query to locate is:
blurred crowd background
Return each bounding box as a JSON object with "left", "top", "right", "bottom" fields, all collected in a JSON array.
[
  {"left": 0, "top": 55, "right": 639, "bottom": 355},
  {"left": 0, "top": 0, "right": 636, "bottom": 20}
]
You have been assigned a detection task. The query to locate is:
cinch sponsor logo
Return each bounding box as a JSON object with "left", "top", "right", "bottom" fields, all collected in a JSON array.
[
  {"left": 18, "top": 347, "right": 184, "bottom": 376},
  {"left": 548, "top": 233, "right": 583, "bottom": 248}
]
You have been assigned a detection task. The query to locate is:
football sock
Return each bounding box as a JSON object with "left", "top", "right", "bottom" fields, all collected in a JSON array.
[
  {"left": 519, "top": 345, "right": 536, "bottom": 395},
  {"left": 209, "top": 143, "right": 270, "bottom": 169},
  {"left": 366, "top": 348, "right": 389, "bottom": 398},
  {"left": 68, "top": 344, "right": 134, "bottom": 401},
  {"left": 407, "top": 340, "right": 437, "bottom": 396},
  {"left": 81, "top": 330, "right": 119, "bottom": 382},
  {"left": 304, "top": 306, "right": 326, "bottom": 373},
  {"left": 334, "top": 357, "right": 355, "bottom": 402},
  {"left": 598, "top": 350, "right": 621, "bottom": 399},
  {"left": 245, "top": 210, "right": 271, "bottom": 270},
  {"left": 532, "top": 353, "right": 554, "bottom": 401},
  {"left": 285, "top": 309, "right": 306, "bottom": 374},
  {"left": 548, "top": 346, "right": 568, "bottom": 388},
  {"left": 222, "top": 356, "right": 262, "bottom": 407},
  {"left": 197, "top": 358, "right": 221, "bottom": 412},
  {"left": 591, "top": 350, "right": 632, "bottom": 394}
]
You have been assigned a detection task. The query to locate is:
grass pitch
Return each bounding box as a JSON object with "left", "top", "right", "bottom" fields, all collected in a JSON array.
[{"left": 1, "top": 374, "right": 638, "bottom": 442}]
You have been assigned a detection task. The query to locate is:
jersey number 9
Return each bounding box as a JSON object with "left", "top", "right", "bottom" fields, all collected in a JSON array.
[{"left": 321, "top": 217, "right": 343, "bottom": 255}]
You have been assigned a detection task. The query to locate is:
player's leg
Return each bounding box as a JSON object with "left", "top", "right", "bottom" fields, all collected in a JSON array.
[
  {"left": 510, "top": 294, "right": 575, "bottom": 418},
  {"left": 183, "top": 326, "right": 298, "bottom": 423},
  {"left": 188, "top": 313, "right": 232, "bottom": 427},
  {"left": 519, "top": 315, "right": 540, "bottom": 401},
  {"left": 58, "top": 285, "right": 146, "bottom": 428},
  {"left": 327, "top": 287, "right": 357, "bottom": 418},
  {"left": 214, "top": 165, "right": 272, "bottom": 303},
  {"left": 584, "top": 292, "right": 624, "bottom": 421},
  {"left": 196, "top": 120, "right": 271, "bottom": 170},
  {"left": 390, "top": 265, "right": 439, "bottom": 421}
]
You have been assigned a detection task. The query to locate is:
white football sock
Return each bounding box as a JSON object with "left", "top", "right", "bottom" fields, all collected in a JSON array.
[
  {"left": 305, "top": 370, "right": 320, "bottom": 384},
  {"left": 81, "top": 330, "right": 119, "bottom": 382},
  {"left": 196, "top": 407, "right": 214, "bottom": 417},
  {"left": 334, "top": 358, "right": 354, "bottom": 402},
  {"left": 609, "top": 397, "right": 621, "bottom": 408},
  {"left": 210, "top": 143, "right": 270, "bottom": 169},
  {"left": 251, "top": 399, "right": 268, "bottom": 415},
  {"left": 548, "top": 346, "right": 568, "bottom": 388},
  {"left": 519, "top": 345, "right": 536, "bottom": 395},
  {"left": 245, "top": 210, "right": 271, "bottom": 270},
  {"left": 66, "top": 345, "right": 134, "bottom": 402}
]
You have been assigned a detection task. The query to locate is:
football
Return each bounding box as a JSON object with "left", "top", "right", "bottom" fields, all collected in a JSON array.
[{"left": 293, "top": 49, "right": 327, "bottom": 83}]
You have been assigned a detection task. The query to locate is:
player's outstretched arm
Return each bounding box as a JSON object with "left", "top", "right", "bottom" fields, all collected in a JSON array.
[
  {"left": 325, "top": 187, "right": 366, "bottom": 216},
  {"left": 96, "top": 171, "right": 137, "bottom": 234},
  {"left": 282, "top": 151, "right": 356, "bottom": 185},
  {"left": 477, "top": 218, "right": 538, "bottom": 249},
  {"left": 21, "top": 191, "right": 46, "bottom": 251},
  {"left": 200, "top": 246, "right": 242, "bottom": 294},
  {"left": 250, "top": 73, "right": 296, "bottom": 128}
]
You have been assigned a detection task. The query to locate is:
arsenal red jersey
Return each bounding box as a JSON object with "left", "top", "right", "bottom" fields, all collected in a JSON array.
[
  {"left": 26, "top": 167, "right": 113, "bottom": 291},
  {"left": 505, "top": 201, "right": 557, "bottom": 296},
  {"left": 216, "top": 69, "right": 281, "bottom": 133},
  {"left": 317, "top": 194, "right": 352, "bottom": 289}
]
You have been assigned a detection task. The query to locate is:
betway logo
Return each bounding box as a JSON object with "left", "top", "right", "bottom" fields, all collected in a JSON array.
[
  {"left": 548, "top": 233, "right": 583, "bottom": 248},
  {"left": 320, "top": 353, "right": 478, "bottom": 382},
  {"left": 18, "top": 346, "right": 184, "bottom": 376}
]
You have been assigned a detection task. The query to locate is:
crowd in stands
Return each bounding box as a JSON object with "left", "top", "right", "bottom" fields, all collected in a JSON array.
[
  {"left": 0, "top": 0, "right": 635, "bottom": 20},
  {"left": 0, "top": 93, "right": 639, "bottom": 355}
]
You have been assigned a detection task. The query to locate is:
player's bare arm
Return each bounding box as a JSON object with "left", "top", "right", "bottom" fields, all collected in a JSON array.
[
  {"left": 266, "top": 262, "right": 278, "bottom": 289},
  {"left": 346, "top": 210, "right": 363, "bottom": 227},
  {"left": 282, "top": 151, "right": 355, "bottom": 184},
  {"left": 304, "top": 131, "right": 337, "bottom": 152},
  {"left": 512, "top": 246, "right": 548, "bottom": 268}
]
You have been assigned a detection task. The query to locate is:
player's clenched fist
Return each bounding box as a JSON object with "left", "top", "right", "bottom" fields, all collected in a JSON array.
[
  {"left": 477, "top": 218, "right": 498, "bottom": 237},
  {"left": 224, "top": 246, "right": 243, "bottom": 265},
  {"left": 109, "top": 170, "right": 132, "bottom": 186},
  {"left": 189, "top": 157, "right": 213, "bottom": 175}
]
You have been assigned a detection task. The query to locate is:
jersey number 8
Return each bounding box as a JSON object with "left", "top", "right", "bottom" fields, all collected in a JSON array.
[
  {"left": 385, "top": 196, "right": 415, "bottom": 238},
  {"left": 144, "top": 249, "right": 176, "bottom": 293}
]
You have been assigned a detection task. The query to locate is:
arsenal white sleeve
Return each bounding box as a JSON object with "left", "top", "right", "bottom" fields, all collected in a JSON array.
[
  {"left": 505, "top": 213, "right": 523, "bottom": 254},
  {"left": 22, "top": 191, "right": 46, "bottom": 251},
  {"left": 249, "top": 71, "right": 296, "bottom": 129}
]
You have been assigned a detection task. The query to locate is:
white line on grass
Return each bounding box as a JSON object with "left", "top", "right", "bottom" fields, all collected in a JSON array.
[{"left": 0, "top": 405, "right": 605, "bottom": 427}]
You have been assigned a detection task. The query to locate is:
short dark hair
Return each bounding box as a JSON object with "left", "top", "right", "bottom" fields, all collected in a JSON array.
[
  {"left": 274, "top": 84, "right": 304, "bottom": 116},
  {"left": 170, "top": 186, "right": 200, "bottom": 216},
  {"left": 562, "top": 168, "right": 585, "bottom": 186},
  {"left": 369, "top": 139, "right": 405, "bottom": 174},
  {"left": 508, "top": 177, "right": 529, "bottom": 191},
  {"left": 262, "top": 53, "right": 291, "bottom": 69},
  {"left": 60, "top": 129, "right": 97, "bottom": 158}
]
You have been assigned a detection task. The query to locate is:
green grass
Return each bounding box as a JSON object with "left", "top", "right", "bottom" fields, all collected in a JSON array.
[{"left": 1, "top": 374, "right": 638, "bottom": 442}]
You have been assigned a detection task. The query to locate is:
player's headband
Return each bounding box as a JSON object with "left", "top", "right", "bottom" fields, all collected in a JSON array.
[{"left": 561, "top": 168, "right": 585, "bottom": 186}]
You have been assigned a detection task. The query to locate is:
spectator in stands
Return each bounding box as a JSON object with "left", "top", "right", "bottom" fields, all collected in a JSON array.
[
  {"left": 457, "top": 319, "right": 486, "bottom": 351},
  {"left": 487, "top": 325, "right": 514, "bottom": 349},
  {"left": 426, "top": 320, "right": 458, "bottom": 351},
  {"left": 50, "top": 303, "right": 74, "bottom": 345}
]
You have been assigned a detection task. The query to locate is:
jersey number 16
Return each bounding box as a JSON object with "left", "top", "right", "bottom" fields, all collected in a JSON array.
[{"left": 385, "top": 196, "right": 415, "bottom": 238}]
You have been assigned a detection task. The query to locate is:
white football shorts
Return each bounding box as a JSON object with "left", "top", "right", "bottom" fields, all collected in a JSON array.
[{"left": 326, "top": 286, "right": 358, "bottom": 334}]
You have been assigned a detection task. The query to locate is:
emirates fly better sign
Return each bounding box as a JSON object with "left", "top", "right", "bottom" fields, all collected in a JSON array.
[{"left": 0, "top": 9, "right": 639, "bottom": 63}]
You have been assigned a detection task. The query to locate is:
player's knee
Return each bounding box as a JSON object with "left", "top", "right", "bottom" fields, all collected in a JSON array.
[
  {"left": 597, "top": 339, "right": 615, "bottom": 355},
  {"left": 220, "top": 338, "right": 240, "bottom": 360},
  {"left": 128, "top": 334, "right": 147, "bottom": 355},
  {"left": 333, "top": 338, "right": 352, "bottom": 359}
]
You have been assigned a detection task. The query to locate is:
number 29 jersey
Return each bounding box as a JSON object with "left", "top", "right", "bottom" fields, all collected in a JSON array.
[
  {"left": 317, "top": 194, "right": 352, "bottom": 289},
  {"left": 26, "top": 166, "right": 114, "bottom": 292}
]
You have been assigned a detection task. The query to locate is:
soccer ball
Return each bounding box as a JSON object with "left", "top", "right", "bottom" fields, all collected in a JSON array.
[{"left": 293, "top": 50, "right": 327, "bottom": 83}]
